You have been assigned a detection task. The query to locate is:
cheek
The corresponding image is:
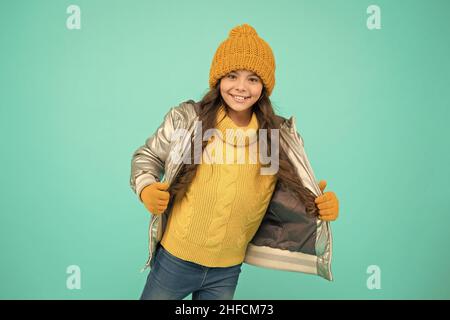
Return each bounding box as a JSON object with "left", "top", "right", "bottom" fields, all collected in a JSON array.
[
  {"left": 220, "top": 79, "right": 231, "bottom": 92},
  {"left": 220, "top": 86, "right": 229, "bottom": 99},
  {"left": 251, "top": 85, "right": 263, "bottom": 98}
]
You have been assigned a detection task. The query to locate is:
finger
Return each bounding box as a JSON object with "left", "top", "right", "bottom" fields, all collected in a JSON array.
[
  {"left": 156, "top": 182, "right": 170, "bottom": 190},
  {"left": 157, "top": 199, "right": 169, "bottom": 206},
  {"left": 319, "top": 208, "right": 337, "bottom": 216},
  {"left": 318, "top": 180, "right": 327, "bottom": 193},
  {"left": 157, "top": 205, "right": 167, "bottom": 212},
  {"left": 315, "top": 193, "right": 330, "bottom": 204},
  {"left": 317, "top": 201, "right": 335, "bottom": 210},
  {"left": 150, "top": 205, "right": 160, "bottom": 214},
  {"left": 157, "top": 190, "right": 170, "bottom": 200},
  {"left": 322, "top": 192, "right": 336, "bottom": 202}
]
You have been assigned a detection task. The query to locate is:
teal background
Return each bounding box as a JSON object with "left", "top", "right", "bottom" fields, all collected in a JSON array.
[{"left": 1, "top": 0, "right": 449, "bottom": 299}]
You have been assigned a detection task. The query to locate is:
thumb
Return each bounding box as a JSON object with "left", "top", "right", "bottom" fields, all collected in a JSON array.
[{"left": 318, "top": 180, "right": 327, "bottom": 193}]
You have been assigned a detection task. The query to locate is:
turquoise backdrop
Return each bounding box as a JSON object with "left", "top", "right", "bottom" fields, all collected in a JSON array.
[{"left": 1, "top": 0, "right": 449, "bottom": 299}]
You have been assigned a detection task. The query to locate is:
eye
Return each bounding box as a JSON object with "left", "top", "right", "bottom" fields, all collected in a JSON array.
[
  {"left": 249, "top": 77, "right": 259, "bottom": 83},
  {"left": 227, "top": 74, "right": 236, "bottom": 79}
]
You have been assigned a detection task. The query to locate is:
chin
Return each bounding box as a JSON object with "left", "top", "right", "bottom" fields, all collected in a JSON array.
[{"left": 227, "top": 103, "right": 251, "bottom": 112}]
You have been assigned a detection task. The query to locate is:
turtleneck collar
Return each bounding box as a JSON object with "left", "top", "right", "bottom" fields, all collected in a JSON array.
[{"left": 215, "top": 104, "right": 259, "bottom": 147}]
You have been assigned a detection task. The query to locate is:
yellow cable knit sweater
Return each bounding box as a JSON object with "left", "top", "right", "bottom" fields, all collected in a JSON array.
[{"left": 161, "top": 105, "right": 278, "bottom": 267}]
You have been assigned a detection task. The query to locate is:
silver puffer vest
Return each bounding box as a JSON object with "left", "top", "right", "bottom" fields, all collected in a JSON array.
[{"left": 130, "top": 100, "right": 333, "bottom": 281}]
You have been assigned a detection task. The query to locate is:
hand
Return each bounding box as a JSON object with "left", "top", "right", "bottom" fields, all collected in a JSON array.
[
  {"left": 140, "top": 182, "right": 170, "bottom": 215},
  {"left": 315, "top": 180, "right": 339, "bottom": 222}
]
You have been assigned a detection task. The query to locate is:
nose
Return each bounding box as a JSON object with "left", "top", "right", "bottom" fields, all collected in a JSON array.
[{"left": 235, "top": 78, "right": 248, "bottom": 93}]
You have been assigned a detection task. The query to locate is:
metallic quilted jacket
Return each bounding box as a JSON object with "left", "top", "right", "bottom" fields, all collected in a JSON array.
[{"left": 130, "top": 100, "right": 333, "bottom": 281}]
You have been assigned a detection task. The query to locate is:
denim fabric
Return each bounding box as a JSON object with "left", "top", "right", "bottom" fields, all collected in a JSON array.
[{"left": 140, "top": 243, "right": 243, "bottom": 300}]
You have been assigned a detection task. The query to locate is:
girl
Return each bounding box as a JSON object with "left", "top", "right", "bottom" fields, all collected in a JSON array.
[{"left": 130, "top": 24, "right": 339, "bottom": 300}]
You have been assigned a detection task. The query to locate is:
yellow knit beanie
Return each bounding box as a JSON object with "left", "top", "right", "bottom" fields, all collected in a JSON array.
[{"left": 209, "top": 24, "right": 276, "bottom": 96}]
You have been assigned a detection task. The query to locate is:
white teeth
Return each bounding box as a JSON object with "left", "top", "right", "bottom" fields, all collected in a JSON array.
[{"left": 232, "top": 95, "right": 248, "bottom": 101}]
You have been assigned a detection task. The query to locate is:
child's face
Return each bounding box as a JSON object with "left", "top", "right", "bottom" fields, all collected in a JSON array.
[{"left": 219, "top": 69, "right": 263, "bottom": 113}]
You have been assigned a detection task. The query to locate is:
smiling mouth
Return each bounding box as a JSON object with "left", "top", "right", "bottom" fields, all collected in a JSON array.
[{"left": 230, "top": 94, "right": 250, "bottom": 102}]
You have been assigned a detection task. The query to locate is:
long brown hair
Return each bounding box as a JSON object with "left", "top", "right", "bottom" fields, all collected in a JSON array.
[{"left": 168, "top": 82, "right": 319, "bottom": 217}]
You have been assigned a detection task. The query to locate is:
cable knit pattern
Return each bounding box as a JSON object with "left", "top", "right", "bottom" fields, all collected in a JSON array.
[
  {"left": 160, "top": 105, "right": 278, "bottom": 267},
  {"left": 205, "top": 164, "right": 237, "bottom": 248}
]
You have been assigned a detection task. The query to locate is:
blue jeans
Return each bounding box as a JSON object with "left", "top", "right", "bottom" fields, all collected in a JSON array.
[{"left": 140, "top": 243, "right": 243, "bottom": 300}]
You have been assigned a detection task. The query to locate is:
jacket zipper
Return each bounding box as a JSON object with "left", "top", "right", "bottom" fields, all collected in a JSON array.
[{"left": 140, "top": 215, "right": 158, "bottom": 272}]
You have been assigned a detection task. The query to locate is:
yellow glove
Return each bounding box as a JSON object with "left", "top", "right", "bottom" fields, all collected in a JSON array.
[
  {"left": 140, "top": 182, "right": 170, "bottom": 215},
  {"left": 315, "top": 180, "right": 339, "bottom": 222}
]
